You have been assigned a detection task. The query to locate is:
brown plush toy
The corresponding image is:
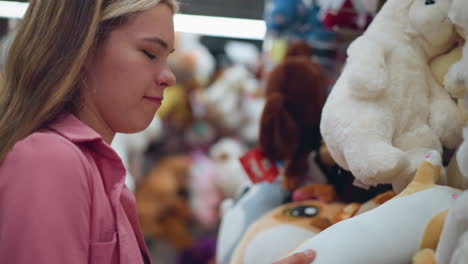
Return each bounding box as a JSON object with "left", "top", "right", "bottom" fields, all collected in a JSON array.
[
  {"left": 259, "top": 41, "right": 329, "bottom": 191},
  {"left": 135, "top": 155, "right": 194, "bottom": 250}
]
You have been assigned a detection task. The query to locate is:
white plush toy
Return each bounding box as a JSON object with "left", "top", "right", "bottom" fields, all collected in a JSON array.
[
  {"left": 209, "top": 137, "right": 251, "bottom": 199},
  {"left": 434, "top": 190, "right": 468, "bottom": 264},
  {"left": 320, "top": 0, "right": 464, "bottom": 192},
  {"left": 203, "top": 65, "right": 258, "bottom": 132}
]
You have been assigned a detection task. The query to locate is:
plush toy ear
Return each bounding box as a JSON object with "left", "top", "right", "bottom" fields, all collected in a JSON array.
[
  {"left": 259, "top": 92, "right": 300, "bottom": 162},
  {"left": 284, "top": 155, "right": 309, "bottom": 191}
]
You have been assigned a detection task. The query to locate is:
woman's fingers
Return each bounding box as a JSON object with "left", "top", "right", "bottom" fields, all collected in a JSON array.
[{"left": 273, "top": 250, "right": 316, "bottom": 264}]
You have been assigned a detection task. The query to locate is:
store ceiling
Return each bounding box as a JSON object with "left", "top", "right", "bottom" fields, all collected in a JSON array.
[
  {"left": 180, "top": 0, "right": 265, "bottom": 20},
  {"left": 179, "top": 0, "right": 266, "bottom": 66},
  {"left": 0, "top": 0, "right": 266, "bottom": 65}
]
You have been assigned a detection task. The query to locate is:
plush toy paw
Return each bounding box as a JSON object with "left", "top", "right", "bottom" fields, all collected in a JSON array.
[
  {"left": 444, "top": 60, "right": 468, "bottom": 98},
  {"left": 344, "top": 140, "right": 409, "bottom": 186},
  {"left": 413, "top": 248, "right": 435, "bottom": 264}
]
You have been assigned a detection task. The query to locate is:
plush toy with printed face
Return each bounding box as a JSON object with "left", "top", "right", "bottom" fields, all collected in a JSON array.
[
  {"left": 285, "top": 150, "right": 462, "bottom": 264},
  {"left": 320, "top": 0, "right": 465, "bottom": 192},
  {"left": 229, "top": 184, "right": 395, "bottom": 264}
]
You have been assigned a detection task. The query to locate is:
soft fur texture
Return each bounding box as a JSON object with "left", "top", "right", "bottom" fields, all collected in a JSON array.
[
  {"left": 320, "top": 0, "right": 464, "bottom": 192},
  {"left": 209, "top": 138, "right": 251, "bottom": 199},
  {"left": 444, "top": 0, "right": 468, "bottom": 105},
  {"left": 259, "top": 41, "right": 328, "bottom": 191}
]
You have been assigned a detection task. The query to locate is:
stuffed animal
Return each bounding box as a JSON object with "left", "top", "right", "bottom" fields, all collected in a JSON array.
[
  {"left": 202, "top": 64, "right": 257, "bottom": 135},
  {"left": 444, "top": 0, "right": 468, "bottom": 107},
  {"left": 229, "top": 184, "right": 395, "bottom": 264},
  {"left": 320, "top": 0, "right": 464, "bottom": 193},
  {"left": 284, "top": 150, "right": 462, "bottom": 264},
  {"left": 416, "top": 124, "right": 468, "bottom": 264},
  {"left": 215, "top": 180, "right": 289, "bottom": 264},
  {"left": 259, "top": 40, "right": 329, "bottom": 192},
  {"left": 412, "top": 126, "right": 468, "bottom": 264},
  {"left": 187, "top": 151, "right": 224, "bottom": 229},
  {"left": 318, "top": 0, "right": 376, "bottom": 32},
  {"left": 135, "top": 155, "right": 194, "bottom": 250},
  {"left": 263, "top": 0, "right": 339, "bottom": 74},
  {"left": 433, "top": 190, "right": 468, "bottom": 264},
  {"left": 209, "top": 138, "right": 251, "bottom": 199},
  {"left": 428, "top": 25, "right": 468, "bottom": 189},
  {"left": 412, "top": 191, "right": 468, "bottom": 264}
]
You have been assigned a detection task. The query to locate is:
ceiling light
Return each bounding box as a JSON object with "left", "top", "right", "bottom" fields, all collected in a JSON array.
[{"left": 0, "top": 1, "right": 266, "bottom": 40}]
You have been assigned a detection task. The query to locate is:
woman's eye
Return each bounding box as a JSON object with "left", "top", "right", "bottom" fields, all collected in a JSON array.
[
  {"left": 425, "top": 0, "right": 435, "bottom": 5},
  {"left": 143, "top": 50, "right": 156, "bottom": 60}
]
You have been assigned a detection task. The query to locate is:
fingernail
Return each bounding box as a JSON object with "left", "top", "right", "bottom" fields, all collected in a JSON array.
[{"left": 303, "top": 249, "right": 316, "bottom": 257}]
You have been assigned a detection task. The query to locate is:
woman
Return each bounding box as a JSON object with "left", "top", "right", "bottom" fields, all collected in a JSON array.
[{"left": 0, "top": 0, "right": 315, "bottom": 263}]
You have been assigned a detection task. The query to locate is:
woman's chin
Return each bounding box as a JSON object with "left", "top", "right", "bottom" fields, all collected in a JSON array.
[{"left": 116, "top": 118, "right": 154, "bottom": 134}]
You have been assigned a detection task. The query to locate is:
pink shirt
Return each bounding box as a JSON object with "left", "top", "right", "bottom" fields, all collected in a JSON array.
[{"left": 0, "top": 114, "right": 151, "bottom": 264}]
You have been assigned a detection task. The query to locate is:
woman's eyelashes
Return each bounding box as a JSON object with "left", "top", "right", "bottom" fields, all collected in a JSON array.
[{"left": 142, "top": 50, "right": 156, "bottom": 60}]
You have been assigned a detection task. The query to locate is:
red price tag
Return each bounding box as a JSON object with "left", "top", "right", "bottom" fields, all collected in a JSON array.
[{"left": 239, "top": 148, "right": 279, "bottom": 184}]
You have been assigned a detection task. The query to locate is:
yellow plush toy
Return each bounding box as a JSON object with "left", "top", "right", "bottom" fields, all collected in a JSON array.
[
  {"left": 429, "top": 30, "right": 467, "bottom": 124},
  {"left": 429, "top": 27, "right": 468, "bottom": 190}
]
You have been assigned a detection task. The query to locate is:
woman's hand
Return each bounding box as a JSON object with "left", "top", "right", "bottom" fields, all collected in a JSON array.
[{"left": 273, "top": 250, "right": 316, "bottom": 264}]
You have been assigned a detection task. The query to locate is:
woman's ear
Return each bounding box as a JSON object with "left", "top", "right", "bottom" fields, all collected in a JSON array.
[{"left": 259, "top": 92, "right": 299, "bottom": 162}]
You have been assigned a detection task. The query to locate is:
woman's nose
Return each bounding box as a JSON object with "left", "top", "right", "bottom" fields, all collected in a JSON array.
[{"left": 158, "top": 66, "right": 177, "bottom": 88}]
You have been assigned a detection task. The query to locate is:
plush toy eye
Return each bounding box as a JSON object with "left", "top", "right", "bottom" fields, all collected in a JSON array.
[
  {"left": 425, "top": 0, "right": 435, "bottom": 5},
  {"left": 283, "top": 205, "right": 319, "bottom": 218}
]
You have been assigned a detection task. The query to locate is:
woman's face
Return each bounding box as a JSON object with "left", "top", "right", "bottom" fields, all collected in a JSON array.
[{"left": 80, "top": 3, "right": 176, "bottom": 142}]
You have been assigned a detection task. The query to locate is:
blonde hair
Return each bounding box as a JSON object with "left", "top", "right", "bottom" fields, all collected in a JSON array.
[{"left": 0, "top": 0, "right": 179, "bottom": 161}]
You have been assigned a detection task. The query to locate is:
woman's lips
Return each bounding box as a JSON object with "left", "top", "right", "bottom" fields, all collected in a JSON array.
[{"left": 144, "top": 96, "right": 163, "bottom": 104}]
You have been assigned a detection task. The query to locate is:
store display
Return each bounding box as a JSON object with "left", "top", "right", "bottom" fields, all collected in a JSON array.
[
  {"left": 2, "top": 0, "right": 468, "bottom": 263},
  {"left": 263, "top": 0, "right": 339, "bottom": 75}
]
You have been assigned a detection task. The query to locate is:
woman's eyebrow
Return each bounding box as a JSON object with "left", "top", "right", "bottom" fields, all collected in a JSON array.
[{"left": 143, "top": 36, "right": 175, "bottom": 53}]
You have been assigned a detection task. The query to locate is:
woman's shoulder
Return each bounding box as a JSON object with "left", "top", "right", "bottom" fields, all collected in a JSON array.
[{"left": 4, "top": 130, "right": 91, "bottom": 174}]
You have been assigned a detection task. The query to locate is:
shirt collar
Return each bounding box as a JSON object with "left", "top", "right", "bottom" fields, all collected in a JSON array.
[{"left": 49, "top": 113, "right": 102, "bottom": 143}]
